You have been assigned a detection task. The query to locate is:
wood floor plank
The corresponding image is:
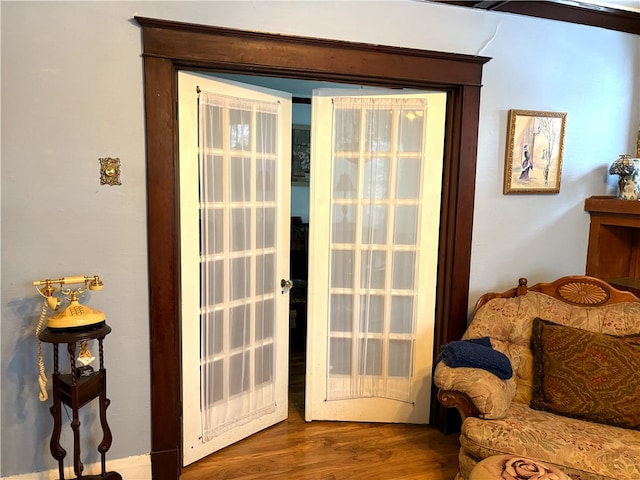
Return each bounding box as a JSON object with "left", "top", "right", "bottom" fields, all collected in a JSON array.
[{"left": 181, "top": 351, "right": 460, "bottom": 479}]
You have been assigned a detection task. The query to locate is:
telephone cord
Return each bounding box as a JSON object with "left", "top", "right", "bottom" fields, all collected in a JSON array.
[{"left": 35, "top": 302, "right": 49, "bottom": 402}]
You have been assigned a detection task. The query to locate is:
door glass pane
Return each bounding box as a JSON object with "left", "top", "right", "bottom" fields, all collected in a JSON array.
[
  {"left": 203, "top": 360, "right": 224, "bottom": 405},
  {"left": 392, "top": 252, "right": 415, "bottom": 290},
  {"left": 202, "top": 105, "right": 223, "bottom": 149},
  {"left": 202, "top": 310, "right": 224, "bottom": 354},
  {"left": 330, "top": 294, "right": 353, "bottom": 332},
  {"left": 229, "top": 352, "right": 250, "bottom": 395},
  {"left": 359, "top": 338, "right": 383, "bottom": 375},
  {"left": 255, "top": 253, "right": 275, "bottom": 295},
  {"left": 230, "top": 208, "right": 250, "bottom": 251},
  {"left": 203, "top": 155, "right": 224, "bottom": 203},
  {"left": 393, "top": 205, "right": 418, "bottom": 245},
  {"left": 230, "top": 257, "right": 250, "bottom": 300},
  {"left": 363, "top": 158, "right": 389, "bottom": 199},
  {"left": 256, "top": 112, "right": 276, "bottom": 154},
  {"left": 365, "top": 109, "right": 392, "bottom": 152},
  {"left": 256, "top": 158, "right": 275, "bottom": 202},
  {"left": 230, "top": 304, "right": 250, "bottom": 349},
  {"left": 255, "top": 298, "right": 274, "bottom": 340},
  {"left": 388, "top": 340, "right": 412, "bottom": 376},
  {"left": 229, "top": 109, "right": 250, "bottom": 150},
  {"left": 204, "top": 209, "right": 224, "bottom": 254},
  {"left": 331, "top": 250, "right": 354, "bottom": 288},
  {"left": 256, "top": 207, "right": 275, "bottom": 249},
  {"left": 204, "top": 260, "right": 224, "bottom": 305},
  {"left": 360, "top": 250, "right": 386, "bottom": 289},
  {"left": 398, "top": 109, "right": 424, "bottom": 152},
  {"left": 334, "top": 110, "right": 361, "bottom": 152},
  {"left": 390, "top": 296, "right": 413, "bottom": 334},
  {"left": 333, "top": 159, "right": 358, "bottom": 199},
  {"left": 396, "top": 158, "right": 420, "bottom": 200},
  {"left": 329, "top": 338, "right": 352, "bottom": 375},
  {"left": 230, "top": 157, "right": 250, "bottom": 202},
  {"left": 255, "top": 344, "right": 274, "bottom": 385},
  {"left": 332, "top": 205, "right": 356, "bottom": 244},
  {"left": 360, "top": 295, "right": 385, "bottom": 333},
  {"left": 361, "top": 205, "right": 388, "bottom": 244}
]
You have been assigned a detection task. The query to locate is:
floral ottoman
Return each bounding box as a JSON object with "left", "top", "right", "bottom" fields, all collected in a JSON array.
[{"left": 469, "top": 456, "right": 569, "bottom": 480}]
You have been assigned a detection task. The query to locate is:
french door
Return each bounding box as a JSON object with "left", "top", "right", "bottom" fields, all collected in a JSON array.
[
  {"left": 178, "top": 72, "right": 292, "bottom": 465},
  {"left": 305, "top": 89, "right": 446, "bottom": 423}
]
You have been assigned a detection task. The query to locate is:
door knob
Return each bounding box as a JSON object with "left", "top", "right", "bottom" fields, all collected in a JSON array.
[{"left": 280, "top": 279, "right": 293, "bottom": 294}]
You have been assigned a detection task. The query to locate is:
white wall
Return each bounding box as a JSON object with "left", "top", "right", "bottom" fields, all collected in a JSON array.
[
  {"left": 1, "top": 1, "right": 638, "bottom": 477},
  {"left": 468, "top": 11, "right": 640, "bottom": 302}
]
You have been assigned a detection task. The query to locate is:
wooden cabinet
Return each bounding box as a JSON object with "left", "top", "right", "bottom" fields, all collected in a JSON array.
[{"left": 585, "top": 196, "right": 640, "bottom": 296}]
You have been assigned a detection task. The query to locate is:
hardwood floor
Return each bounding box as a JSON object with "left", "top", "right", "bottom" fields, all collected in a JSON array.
[{"left": 180, "top": 350, "right": 461, "bottom": 480}]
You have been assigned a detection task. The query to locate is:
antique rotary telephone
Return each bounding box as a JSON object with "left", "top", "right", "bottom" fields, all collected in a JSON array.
[{"left": 32, "top": 275, "right": 105, "bottom": 401}]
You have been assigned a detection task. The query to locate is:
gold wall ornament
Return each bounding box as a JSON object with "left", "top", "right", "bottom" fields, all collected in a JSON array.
[{"left": 99, "top": 157, "right": 121, "bottom": 186}]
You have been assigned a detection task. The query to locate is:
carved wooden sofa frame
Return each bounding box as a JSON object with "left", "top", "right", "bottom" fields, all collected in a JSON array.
[{"left": 434, "top": 275, "right": 640, "bottom": 480}]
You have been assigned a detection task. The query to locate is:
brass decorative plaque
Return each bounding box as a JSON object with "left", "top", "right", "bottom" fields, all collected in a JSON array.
[{"left": 99, "top": 157, "right": 121, "bottom": 186}]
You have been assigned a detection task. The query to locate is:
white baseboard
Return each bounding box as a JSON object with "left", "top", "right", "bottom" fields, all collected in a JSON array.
[{"left": 2, "top": 454, "right": 151, "bottom": 480}]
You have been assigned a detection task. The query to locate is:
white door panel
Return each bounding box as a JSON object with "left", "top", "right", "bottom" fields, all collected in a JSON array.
[
  {"left": 306, "top": 88, "right": 446, "bottom": 423},
  {"left": 179, "top": 72, "right": 292, "bottom": 465}
]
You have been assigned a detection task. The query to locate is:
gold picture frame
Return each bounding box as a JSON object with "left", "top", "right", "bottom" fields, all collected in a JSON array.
[{"left": 503, "top": 109, "right": 566, "bottom": 194}]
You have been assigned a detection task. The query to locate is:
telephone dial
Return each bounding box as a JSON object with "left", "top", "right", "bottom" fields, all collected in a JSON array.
[{"left": 32, "top": 275, "right": 105, "bottom": 401}]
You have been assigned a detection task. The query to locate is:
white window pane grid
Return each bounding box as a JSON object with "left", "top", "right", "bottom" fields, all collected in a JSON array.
[
  {"left": 198, "top": 92, "right": 280, "bottom": 439},
  {"left": 327, "top": 98, "right": 427, "bottom": 402}
]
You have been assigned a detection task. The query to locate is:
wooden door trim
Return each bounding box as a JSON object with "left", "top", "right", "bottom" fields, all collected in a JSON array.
[{"left": 135, "top": 16, "right": 490, "bottom": 479}]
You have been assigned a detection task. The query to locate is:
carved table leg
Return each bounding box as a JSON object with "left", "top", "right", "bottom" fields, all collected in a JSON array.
[
  {"left": 49, "top": 369, "right": 67, "bottom": 480},
  {"left": 97, "top": 371, "right": 113, "bottom": 474},
  {"left": 67, "top": 342, "right": 84, "bottom": 478}
]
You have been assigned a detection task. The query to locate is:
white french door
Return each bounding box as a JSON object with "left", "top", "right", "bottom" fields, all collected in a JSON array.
[
  {"left": 178, "top": 72, "right": 292, "bottom": 465},
  {"left": 305, "top": 89, "right": 446, "bottom": 423}
]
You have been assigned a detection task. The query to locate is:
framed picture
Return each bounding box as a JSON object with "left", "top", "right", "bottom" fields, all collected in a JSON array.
[
  {"left": 291, "top": 124, "right": 311, "bottom": 184},
  {"left": 503, "top": 109, "right": 567, "bottom": 194}
]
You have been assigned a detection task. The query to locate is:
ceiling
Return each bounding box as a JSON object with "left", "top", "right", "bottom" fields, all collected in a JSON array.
[{"left": 427, "top": 0, "right": 640, "bottom": 34}]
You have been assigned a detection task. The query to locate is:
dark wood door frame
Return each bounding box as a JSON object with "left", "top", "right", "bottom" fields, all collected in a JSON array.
[{"left": 135, "top": 16, "right": 490, "bottom": 480}]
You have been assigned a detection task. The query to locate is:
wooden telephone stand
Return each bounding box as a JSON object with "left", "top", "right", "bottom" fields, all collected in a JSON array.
[{"left": 39, "top": 323, "right": 121, "bottom": 480}]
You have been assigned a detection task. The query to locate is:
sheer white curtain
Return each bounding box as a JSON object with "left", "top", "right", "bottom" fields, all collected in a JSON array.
[
  {"left": 199, "top": 92, "right": 279, "bottom": 440},
  {"left": 327, "top": 96, "right": 427, "bottom": 403}
]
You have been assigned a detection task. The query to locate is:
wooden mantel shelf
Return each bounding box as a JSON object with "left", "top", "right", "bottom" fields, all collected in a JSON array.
[
  {"left": 585, "top": 196, "right": 640, "bottom": 216},
  {"left": 584, "top": 196, "right": 640, "bottom": 297}
]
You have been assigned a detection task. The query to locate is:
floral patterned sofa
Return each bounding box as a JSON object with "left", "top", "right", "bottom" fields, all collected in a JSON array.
[{"left": 434, "top": 275, "right": 640, "bottom": 480}]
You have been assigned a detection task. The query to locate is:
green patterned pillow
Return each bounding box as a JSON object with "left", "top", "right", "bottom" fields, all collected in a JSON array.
[{"left": 531, "top": 317, "right": 640, "bottom": 430}]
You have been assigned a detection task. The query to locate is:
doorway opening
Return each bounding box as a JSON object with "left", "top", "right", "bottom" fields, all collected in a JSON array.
[
  {"left": 202, "top": 75, "right": 361, "bottom": 422},
  {"left": 180, "top": 73, "right": 446, "bottom": 458},
  {"left": 136, "top": 16, "right": 489, "bottom": 478},
  {"left": 203, "top": 76, "right": 397, "bottom": 425}
]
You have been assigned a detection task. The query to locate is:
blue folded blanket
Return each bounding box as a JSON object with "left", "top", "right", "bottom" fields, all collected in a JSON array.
[{"left": 437, "top": 337, "right": 513, "bottom": 380}]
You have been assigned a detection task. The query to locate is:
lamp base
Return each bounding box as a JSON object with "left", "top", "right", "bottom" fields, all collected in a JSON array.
[{"left": 616, "top": 172, "right": 640, "bottom": 201}]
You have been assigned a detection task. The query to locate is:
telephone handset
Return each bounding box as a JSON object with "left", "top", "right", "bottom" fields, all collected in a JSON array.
[{"left": 32, "top": 275, "right": 105, "bottom": 402}]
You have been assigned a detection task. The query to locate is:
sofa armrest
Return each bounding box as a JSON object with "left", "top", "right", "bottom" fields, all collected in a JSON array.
[
  {"left": 433, "top": 361, "right": 517, "bottom": 419},
  {"left": 437, "top": 389, "right": 480, "bottom": 419}
]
